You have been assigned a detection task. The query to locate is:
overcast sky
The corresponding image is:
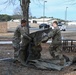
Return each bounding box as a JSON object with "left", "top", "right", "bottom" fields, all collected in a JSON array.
[{"left": 0, "top": 0, "right": 76, "bottom": 20}]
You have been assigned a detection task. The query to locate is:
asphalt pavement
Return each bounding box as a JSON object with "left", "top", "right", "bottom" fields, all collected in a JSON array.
[{"left": 8, "top": 25, "right": 76, "bottom": 33}]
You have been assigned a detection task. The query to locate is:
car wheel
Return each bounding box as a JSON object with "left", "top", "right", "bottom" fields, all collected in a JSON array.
[
  {"left": 63, "top": 29, "right": 66, "bottom": 31},
  {"left": 39, "top": 26, "right": 42, "bottom": 29},
  {"left": 48, "top": 25, "right": 50, "bottom": 28}
]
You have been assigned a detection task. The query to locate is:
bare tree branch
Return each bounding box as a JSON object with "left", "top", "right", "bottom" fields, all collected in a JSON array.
[
  {"left": 0, "top": 0, "right": 19, "bottom": 13},
  {"left": 65, "top": 0, "right": 76, "bottom": 5}
]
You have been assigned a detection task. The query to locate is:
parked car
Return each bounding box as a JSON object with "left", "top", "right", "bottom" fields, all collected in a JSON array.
[
  {"left": 39, "top": 23, "right": 50, "bottom": 29},
  {"left": 58, "top": 24, "right": 66, "bottom": 31}
]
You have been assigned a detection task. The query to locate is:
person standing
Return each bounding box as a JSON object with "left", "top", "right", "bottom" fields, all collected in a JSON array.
[
  {"left": 41, "top": 21, "right": 69, "bottom": 65},
  {"left": 48, "top": 21, "right": 63, "bottom": 60},
  {"left": 12, "top": 19, "right": 31, "bottom": 64}
]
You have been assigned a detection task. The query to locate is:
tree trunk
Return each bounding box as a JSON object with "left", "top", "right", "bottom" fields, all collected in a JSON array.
[{"left": 20, "top": 0, "right": 30, "bottom": 34}]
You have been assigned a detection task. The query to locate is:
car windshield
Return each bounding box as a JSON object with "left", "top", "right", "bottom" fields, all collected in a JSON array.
[
  {"left": 58, "top": 24, "right": 62, "bottom": 26},
  {"left": 40, "top": 24, "right": 47, "bottom": 26}
]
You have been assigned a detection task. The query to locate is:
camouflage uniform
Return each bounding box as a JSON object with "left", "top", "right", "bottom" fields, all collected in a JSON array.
[
  {"left": 12, "top": 25, "right": 31, "bottom": 62},
  {"left": 48, "top": 27, "right": 63, "bottom": 59}
]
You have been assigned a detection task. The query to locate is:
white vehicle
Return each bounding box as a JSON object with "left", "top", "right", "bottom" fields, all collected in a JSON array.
[{"left": 58, "top": 24, "right": 66, "bottom": 31}]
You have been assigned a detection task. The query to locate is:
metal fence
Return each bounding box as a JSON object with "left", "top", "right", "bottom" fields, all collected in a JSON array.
[{"left": 62, "top": 39, "right": 76, "bottom": 52}]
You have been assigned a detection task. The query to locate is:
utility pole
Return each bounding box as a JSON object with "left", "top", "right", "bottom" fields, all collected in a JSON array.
[
  {"left": 43, "top": 1, "right": 47, "bottom": 23},
  {"left": 65, "top": 7, "right": 68, "bottom": 25}
]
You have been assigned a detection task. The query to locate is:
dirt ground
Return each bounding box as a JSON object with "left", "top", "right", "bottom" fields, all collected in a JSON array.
[{"left": 0, "top": 31, "right": 76, "bottom": 75}]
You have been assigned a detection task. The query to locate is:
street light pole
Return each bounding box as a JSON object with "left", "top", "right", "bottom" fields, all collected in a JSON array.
[
  {"left": 65, "top": 7, "right": 68, "bottom": 24},
  {"left": 43, "top": 1, "right": 47, "bottom": 23}
]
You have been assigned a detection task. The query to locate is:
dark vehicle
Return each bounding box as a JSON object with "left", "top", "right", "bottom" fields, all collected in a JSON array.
[{"left": 39, "top": 23, "right": 50, "bottom": 29}]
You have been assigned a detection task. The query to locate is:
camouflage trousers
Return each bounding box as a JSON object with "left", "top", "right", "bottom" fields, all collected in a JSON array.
[
  {"left": 14, "top": 44, "right": 20, "bottom": 60},
  {"left": 14, "top": 38, "right": 30, "bottom": 63},
  {"left": 49, "top": 44, "right": 63, "bottom": 60}
]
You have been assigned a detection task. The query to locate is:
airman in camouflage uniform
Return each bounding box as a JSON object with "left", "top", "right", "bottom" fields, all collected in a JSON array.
[
  {"left": 48, "top": 21, "right": 63, "bottom": 60},
  {"left": 12, "top": 20, "right": 31, "bottom": 63}
]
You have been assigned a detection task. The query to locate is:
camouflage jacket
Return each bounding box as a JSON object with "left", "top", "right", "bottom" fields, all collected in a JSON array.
[
  {"left": 12, "top": 25, "right": 29, "bottom": 48},
  {"left": 48, "top": 27, "right": 62, "bottom": 45}
]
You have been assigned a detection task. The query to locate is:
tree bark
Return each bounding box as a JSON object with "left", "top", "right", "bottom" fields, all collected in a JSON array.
[{"left": 20, "top": 0, "right": 30, "bottom": 33}]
